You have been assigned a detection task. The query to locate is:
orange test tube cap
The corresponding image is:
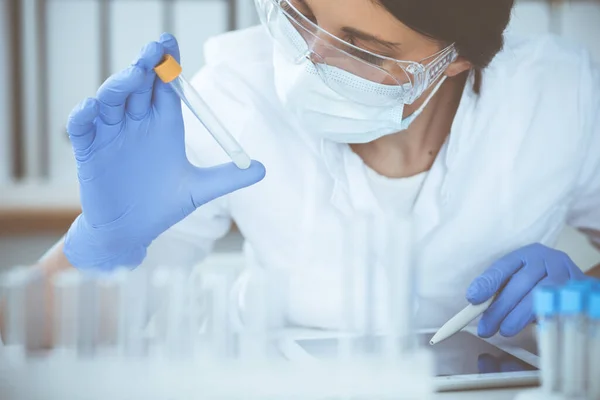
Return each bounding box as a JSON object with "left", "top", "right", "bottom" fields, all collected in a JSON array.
[{"left": 154, "top": 54, "right": 182, "bottom": 83}]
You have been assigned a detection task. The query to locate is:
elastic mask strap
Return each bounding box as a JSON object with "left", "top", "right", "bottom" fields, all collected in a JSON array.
[{"left": 407, "top": 75, "right": 448, "bottom": 121}]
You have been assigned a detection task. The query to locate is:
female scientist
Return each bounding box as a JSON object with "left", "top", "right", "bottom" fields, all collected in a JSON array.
[{"left": 38, "top": 0, "right": 600, "bottom": 338}]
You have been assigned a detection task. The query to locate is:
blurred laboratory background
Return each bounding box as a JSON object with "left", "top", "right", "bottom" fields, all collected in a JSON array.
[{"left": 0, "top": 0, "right": 599, "bottom": 270}]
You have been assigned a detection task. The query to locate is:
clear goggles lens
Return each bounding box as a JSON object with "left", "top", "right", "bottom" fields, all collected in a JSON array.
[{"left": 256, "top": 0, "right": 458, "bottom": 106}]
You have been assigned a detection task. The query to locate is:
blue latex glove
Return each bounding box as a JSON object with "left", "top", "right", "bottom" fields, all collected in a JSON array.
[
  {"left": 466, "top": 243, "right": 587, "bottom": 338},
  {"left": 64, "top": 33, "right": 266, "bottom": 271}
]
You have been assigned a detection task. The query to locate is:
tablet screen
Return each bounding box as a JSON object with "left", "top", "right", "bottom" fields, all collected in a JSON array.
[{"left": 295, "top": 331, "right": 538, "bottom": 376}]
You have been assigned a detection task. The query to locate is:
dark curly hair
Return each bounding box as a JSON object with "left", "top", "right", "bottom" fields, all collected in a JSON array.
[{"left": 377, "top": 0, "right": 515, "bottom": 93}]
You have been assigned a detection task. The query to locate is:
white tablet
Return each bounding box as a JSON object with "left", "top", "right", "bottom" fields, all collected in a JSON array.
[{"left": 278, "top": 327, "right": 540, "bottom": 392}]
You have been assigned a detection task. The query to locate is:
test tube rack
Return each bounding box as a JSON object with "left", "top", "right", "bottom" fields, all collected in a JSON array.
[
  {"left": 0, "top": 262, "right": 434, "bottom": 400},
  {"left": 515, "top": 280, "right": 600, "bottom": 400}
]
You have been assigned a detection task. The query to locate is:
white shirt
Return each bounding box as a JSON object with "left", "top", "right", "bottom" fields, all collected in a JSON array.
[
  {"left": 364, "top": 167, "right": 428, "bottom": 214},
  {"left": 147, "top": 26, "right": 600, "bottom": 330}
]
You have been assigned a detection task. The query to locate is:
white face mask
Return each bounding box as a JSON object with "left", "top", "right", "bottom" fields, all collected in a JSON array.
[{"left": 272, "top": 46, "right": 448, "bottom": 144}]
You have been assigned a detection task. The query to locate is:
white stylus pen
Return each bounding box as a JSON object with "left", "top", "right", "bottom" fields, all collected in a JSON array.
[{"left": 430, "top": 295, "right": 496, "bottom": 345}]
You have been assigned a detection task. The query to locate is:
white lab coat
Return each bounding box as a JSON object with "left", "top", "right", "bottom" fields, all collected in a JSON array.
[{"left": 147, "top": 26, "right": 600, "bottom": 331}]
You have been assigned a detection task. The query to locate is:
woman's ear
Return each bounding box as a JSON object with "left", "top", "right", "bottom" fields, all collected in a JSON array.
[{"left": 445, "top": 56, "right": 472, "bottom": 77}]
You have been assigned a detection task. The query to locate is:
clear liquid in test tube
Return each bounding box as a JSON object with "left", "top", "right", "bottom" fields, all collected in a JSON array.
[
  {"left": 587, "top": 285, "right": 600, "bottom": 400},
  {"left": 154, "top": 55, "right": 252, "bottom": 170},
  {"left": 384, "top": 214, "right": 417, "bottom": 361},
  {"left": 339, "top": 218, "right": 366, "bottom": 361},
  {"left": 117, "top": 268, "right": 150, "bottom": 358},
  {"left": 77, "top": 274, "right": 100, "bottom": 358},
  {"left": 0, "top": 268, "right": 30, "bottom": 350},
  {"left": 533, "top": 285, "right": 559, "bottom": 393},
  {"left": 203, "top": 272, "right": 234, "bottom": 360},
  {"left": 559, "top": 283, "right": 587, "bottom": 397},
  {"left": 164, "top": 267, "right": 190, "bottom": 359},
  {"left": 53, "top": 270, "right": 82, "bottom": 356}
]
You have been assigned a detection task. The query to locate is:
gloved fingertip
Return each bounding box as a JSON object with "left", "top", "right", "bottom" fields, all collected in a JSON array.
[
  {"left": 82, "top": 97, "right": 99, "bottom": 113},
  {"left": 466, "top": 281, "right": 485, "bottom": 304},
  {"left": 159, "top": 32, "right": 177, "bottom": 44},
  {"left": 133, "top": 41, "right": 165, "bottom": 70},
  {"left": 130, "top": 63, "right": 146, "bottom": 77},
  {"left": 500, "top": 313, "right": 535, "bottom": 338},
  {"left": 477, "top": 319, "right": 493, "bottom": 338},
  {"left": 225, "top": 160, "right": 266, "bottom": 187},
  {"left": 466, "top": 275, "right": 498, "bottom": 305},
  {"left": 245, "top": 160, "right": 266, "bottom": 181},
  {"left": 159, "top": 33, "right": 180, "bottom": 62},
  {"left": 499, "top": 328, "right": 517, "bottom": 338},
  {"left": 68, "top": 97, "right": 99, "bottom": 128}
]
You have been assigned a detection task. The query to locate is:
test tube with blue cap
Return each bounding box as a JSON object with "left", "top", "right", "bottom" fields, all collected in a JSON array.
[
  {"left": 533, "top": 285, "right": 559, "bottom": 394},
  {"left": 587, "top": 283, "right": 600, "bottom": 400},
  {"left": 154, "top": 55, "right": 252, "bottom": 170},
  {"left": 558, "top": 281, "right": 590, "bottom": 397}
]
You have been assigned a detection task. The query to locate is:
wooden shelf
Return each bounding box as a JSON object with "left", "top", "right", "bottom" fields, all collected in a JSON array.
[{"left": 0, "top": 207, "right": 80, "bottom": 236}]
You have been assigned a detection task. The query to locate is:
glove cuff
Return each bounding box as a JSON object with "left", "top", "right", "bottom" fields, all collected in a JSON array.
[{"left": 64, "top": 214, "right": 147, "bottom": 271}]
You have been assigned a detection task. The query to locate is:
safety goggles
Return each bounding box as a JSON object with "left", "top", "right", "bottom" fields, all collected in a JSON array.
[{"left": 255, "top": 0, "right": 458, "bottom": 106}]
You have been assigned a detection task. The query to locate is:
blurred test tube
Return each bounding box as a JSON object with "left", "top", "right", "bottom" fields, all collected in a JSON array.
[
  {"left": 239, "top": 269, "right": 269, "bottom": 362},
  {"left": 339, "top": 218, "right": 367, "bottom": 361},
  {"left": 96, "top": 272, "right": 123, "bottom": 353},
  {"left": 77, "top": 274, "right": 100, "bottom": 358},
  {"left": 0, "top": 267, "right": 30, "bottom": 355},
  {"left": 52, "top": 270, "right": 81, "bottom": 356},
  {"left": 202, "top": 271, "right": 233, "bottom": 360},
  {"left": 559, "top": 282, "right": 588, "bottom": 397},
  {"left": 533, "top": 285, "right": 559, "bottom": 393},
  {"left": 117, "top": 268, "right": 150, "bottom": 358},
  {"left": 384, "top": 214, "right": 416, "bottom": 362},
  {"left": 588, "top": 285, "right": 600, "bottom": 399},
  {"left": 164, "top": 267, "right": 191, "bottom": 359}
]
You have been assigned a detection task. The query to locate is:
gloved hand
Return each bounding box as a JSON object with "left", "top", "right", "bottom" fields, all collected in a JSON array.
[
  {"left": 64, "top": 33, "right": 266, "bottom": 271},
  {"left": 466, "top": 243, "right": 587, "bottom": 338}
]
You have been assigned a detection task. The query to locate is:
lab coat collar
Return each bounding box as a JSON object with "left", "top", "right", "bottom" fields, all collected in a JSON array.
[{"left": 321, "top": 139, "right": 381, "bottom": 216}]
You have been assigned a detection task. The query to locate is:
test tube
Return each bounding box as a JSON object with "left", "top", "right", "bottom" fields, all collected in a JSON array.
[
  {"left": 117, "top": 268, "right": 150, "bottom": 358},
  {"left": 0, "top": 268, "right": 30, "bottom": 349},
  {"left": 154, "top": 55, "right": 252, "bottom": 169},
  {"left": 23, "top": 268, "right": 46, "bottom": 353},
  {"left": 559, "top": 282, "right": 587, "bottom": 397},
  {"left": 588, "top": 285, "right": 600, "bottom": 400},
  {"left": 239, "top": 269, "right": 269, "bottom": 362},
  {"left": 164, "top": 267, "right": 190, "bottom": 359},
  {"left": 77, "top": 274, "right": 100, "bottom": 357},
  {"left": 339, "top": 218, "right": 366, "bottom": 361},
  {"left": 96, "top": 272, "right": 122, "bottom": 351},
  {"left": 385, "top": 214, "right": 417, "bottom": 360},
  {"left": 52, "top": 270, "right": 82, "bottom": 355},
  {"left": 202, "top": 272, "right": 232, "bottom": 359},
  {"left": 363, "top": 219, "right": 377, "bottom": 356},
  {"left": 533, "top": 285, "right": 559, "bottom": 393},
  {"left": 186, "top": 270, "right": 204, "bottom": 359}
]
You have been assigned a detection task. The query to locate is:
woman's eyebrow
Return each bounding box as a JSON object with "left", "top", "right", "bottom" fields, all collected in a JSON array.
[
  {"left": 295, "top": 0, "right": 310, "bottom": 8},
  {"left": 341, "top": 27, "right": 402, "bottom": 50},
  {"left": 296, "top": 0, "right": 401, "bottom": 50}
]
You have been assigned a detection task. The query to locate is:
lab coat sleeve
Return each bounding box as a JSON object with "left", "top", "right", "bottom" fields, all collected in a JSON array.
[{"left": 567, "top": 55, "right": 600, "bottom": 249}]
